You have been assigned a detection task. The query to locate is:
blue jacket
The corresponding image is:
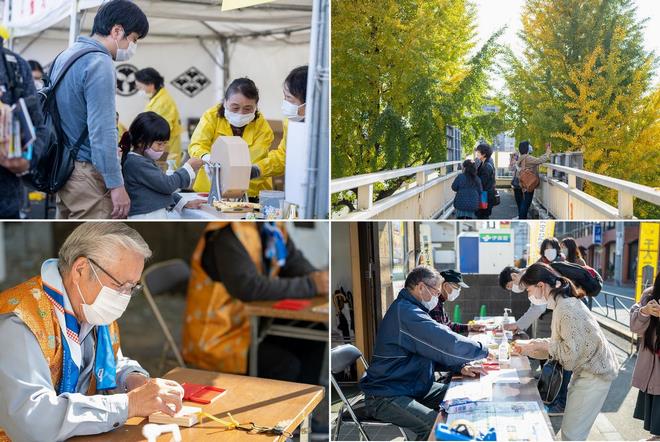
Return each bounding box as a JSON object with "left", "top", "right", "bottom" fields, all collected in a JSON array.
[
  {"left": 49, "top": 37, "right": 122, "bottom": 189},
  {"left": 451, "top": 173, "right": 482, "bottom": 211},
  {"left": 359, "top": 289, "right": 488, "bottom": 398}
]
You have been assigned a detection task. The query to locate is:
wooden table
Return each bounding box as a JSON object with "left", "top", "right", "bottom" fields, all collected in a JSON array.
[
  {"left": 72, "top": 367, "right": 325, "bottom": 442},
  {"left": 243, "top": 296, "right": 329, "bottom": 378},
  {"left": 428, "top": 327, "right": 555, "bottom": 441}
]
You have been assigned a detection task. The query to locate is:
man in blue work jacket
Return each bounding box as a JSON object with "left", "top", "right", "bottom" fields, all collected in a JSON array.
[{"left": 360, "top": 265, "right": 491, "bottom": 440}]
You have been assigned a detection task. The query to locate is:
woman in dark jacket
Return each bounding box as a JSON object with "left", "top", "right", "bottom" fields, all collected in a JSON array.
[
  {"left": 475, "top": 143, "right": 496, "bottom": 219},
  {"left": 451, "top": 159, "right": 482, "bottom": 219}
]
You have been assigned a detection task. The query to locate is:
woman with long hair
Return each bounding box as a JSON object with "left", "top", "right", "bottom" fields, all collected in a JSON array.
[
  {"left": 631, "top": 272, "right": 660, "bottom": 440},
  {"left": 474, "top": 143, "right": 496, "bottom": 220},
  {"left": 561, "top": 237, "right": 587, "bottom": 266},
  {"left": 513, "top": 263, "right": 619, "bottom": 441}
]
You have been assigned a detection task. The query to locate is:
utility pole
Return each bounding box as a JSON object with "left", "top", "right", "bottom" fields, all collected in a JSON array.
[{"left": 615, "top": 222, "right": 624, "bottom": 286}]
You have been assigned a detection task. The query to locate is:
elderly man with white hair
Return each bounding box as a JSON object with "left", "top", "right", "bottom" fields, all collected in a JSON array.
[{"left": 0, "top": 222, "right": 184, "bottom": 441}]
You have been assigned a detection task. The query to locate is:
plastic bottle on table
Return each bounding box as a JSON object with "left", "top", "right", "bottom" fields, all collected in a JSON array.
[{"left": 498, "top": 336, "right": 510, "bottom": 362}]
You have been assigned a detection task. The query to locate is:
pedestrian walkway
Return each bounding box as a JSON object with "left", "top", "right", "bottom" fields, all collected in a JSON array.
[{"left": 447, "top": 188, "right": 520, "bottom": 219}]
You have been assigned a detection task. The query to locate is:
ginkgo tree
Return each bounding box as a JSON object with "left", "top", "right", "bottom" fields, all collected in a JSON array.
[
  {"left": 331, "top": 0, "right": 505, "bottom": 209},
  {"left": 504, "top": 0, "right": 659, "bottom": 217}
]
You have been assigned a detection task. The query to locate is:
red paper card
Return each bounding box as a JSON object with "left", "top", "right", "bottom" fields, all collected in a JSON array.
[
  {"left": 273, "top": 299, "right": 312, "bottom": 311},
  {"left": 181, "top": 382, "right": 226, "bottom": 405}
]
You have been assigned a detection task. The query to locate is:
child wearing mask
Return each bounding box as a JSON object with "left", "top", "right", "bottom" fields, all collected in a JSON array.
[
  {"left": 451, "top": 159, "right": 482, "bottom": 219},
  {"left": 121, "top": 112, "right": 204, "bottom": 219}
]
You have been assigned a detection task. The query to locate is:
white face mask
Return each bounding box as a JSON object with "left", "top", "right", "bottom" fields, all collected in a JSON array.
[
  {"left": 422, "top": 296, "right": 439, "bottom": 311},
  {"left": 34, "top": 79, "right": 44, "bottom": 90},
  {"left": 561, "top": 247, "right": 568, "bottom": 257},
  {"left": 528, "top": 287, "right": 548, "bottom": 307},
  {"left": 421, "top": 286, "right": 439, "bottom": 310},
  {"left": 225, "top": 110, "right": 255, "bottom": 128},
  {"left": 281, "top": 99, "right": 304, "bottom": 122},
  {"left": 447, "top": 287, "right": 461, "bottom": 302},
  {"left": 115, "top": 31, "right": 137, "bottom": 62},
  {"left": 137, "top": 89, "right": 151, "bottom": 99},
  {"left": 511, "top": 283, "right": 525, "bottom": 293},
  {"left": 544, "top": 248, "right": 558, "bottom": 261},
  {"left": 77, "top": 261, "right": 131, "bottom": 325}
]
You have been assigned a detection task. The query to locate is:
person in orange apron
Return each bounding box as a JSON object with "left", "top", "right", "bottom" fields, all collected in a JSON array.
[
  {"left": 182, "top": 222, "right": 328, "bottom": 381},
  {"left": 0, "top": 223, "right": 183, "bottom": 441}
]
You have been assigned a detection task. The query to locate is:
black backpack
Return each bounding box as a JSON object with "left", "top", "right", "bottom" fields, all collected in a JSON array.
[
  {"left": 30, "top": 48, "right": 105, "bottom": 193},
  {"left": 550, "top": 261, "right": 603, "bottom": 297}
]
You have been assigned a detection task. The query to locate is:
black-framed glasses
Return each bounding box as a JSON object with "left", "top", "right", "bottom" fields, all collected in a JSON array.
[{"left": 88, "top": 257, "right": 142, "bottom": 297}]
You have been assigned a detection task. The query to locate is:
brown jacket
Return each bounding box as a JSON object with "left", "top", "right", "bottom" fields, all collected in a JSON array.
[
  {"left": 516, "top": 152, "right": 550, "bottom": 176},
  {"left": 630, "top": 288, "right": 660, "bottom": 395}
]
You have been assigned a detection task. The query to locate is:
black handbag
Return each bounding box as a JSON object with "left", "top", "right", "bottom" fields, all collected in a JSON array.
[
  {"left": 537, "top": 359, "right": 564, "bottom": 404},
  {"left": 494, "top": 189, "right": 501, "bottom": 206}
]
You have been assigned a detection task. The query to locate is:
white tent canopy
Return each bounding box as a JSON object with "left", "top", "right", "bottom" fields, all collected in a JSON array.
[{"left": 6, "top": 0, "right": 313, "bottom": 121}]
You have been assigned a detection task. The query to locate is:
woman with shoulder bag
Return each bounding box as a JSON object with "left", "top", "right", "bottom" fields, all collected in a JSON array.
[
  {"left": 515, "top": 141, "right": 551, "bottom": 219},
  {"left": 512, "top": 263, "right": 619, "bottom": 441}
]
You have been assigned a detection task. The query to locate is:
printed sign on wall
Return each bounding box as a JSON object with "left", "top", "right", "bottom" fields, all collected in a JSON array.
[{"left": 170, "top": 67, "right": 211, "bottom": 98}]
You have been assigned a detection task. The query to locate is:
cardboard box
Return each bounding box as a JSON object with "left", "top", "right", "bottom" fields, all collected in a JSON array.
[{"left": 210, "top": 136, "right": 251, "bottom": 198}]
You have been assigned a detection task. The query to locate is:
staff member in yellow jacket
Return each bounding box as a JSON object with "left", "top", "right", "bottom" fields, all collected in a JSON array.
[
  {"left": 251, "top": 65, "right": 307, "bottom": 180},
  {"left": 135, "top": 68, "right": 183, "bottom": 168},
  {"left": 188, "top": 78, "right": 274, "bottom": 199}
]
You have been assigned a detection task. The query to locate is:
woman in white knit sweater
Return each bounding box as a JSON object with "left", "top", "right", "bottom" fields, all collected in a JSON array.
[{"left": 513, "top": 263, "right": 619, "bottom": 441}]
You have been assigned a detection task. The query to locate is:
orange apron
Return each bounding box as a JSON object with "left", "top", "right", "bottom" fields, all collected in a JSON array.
[
  {"left": 182, "top": 222, "right": 286, "bottom": 373},
  {"left": 0, "top": 276, "right": 121, "bottom": 441}
]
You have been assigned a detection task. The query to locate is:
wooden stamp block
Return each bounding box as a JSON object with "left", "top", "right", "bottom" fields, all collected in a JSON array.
[{"left": 148, "top": 405, "right": 202, "bottom": 427}]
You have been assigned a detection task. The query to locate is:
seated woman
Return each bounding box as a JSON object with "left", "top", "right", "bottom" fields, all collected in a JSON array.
[
  {"left": 188, "top": 78, "right": 274, "bottom": 200},
  {"left": 121, "top": 112, "right": 204, "bottom": 219},
  {"left": 513, "top": 263, "right": 619, "bottom": 441}
]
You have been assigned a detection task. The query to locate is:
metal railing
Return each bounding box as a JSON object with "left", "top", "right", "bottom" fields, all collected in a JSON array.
[
  {"left": 539, "top": 163, "right": 660, "bottom": 219},
  {"left": 585, "top": 290, "right": 635, "bottom": 326},
  {"left": 331, "top": 161, "right": 462, "bottom": 219},
  {"left": 584, "top": 290, "right": 637, "bottom": 353}
]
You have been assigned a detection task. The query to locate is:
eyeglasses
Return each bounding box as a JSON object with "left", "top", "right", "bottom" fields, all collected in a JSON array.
[
  {"left": 423, "top": 282, "right": 442, "bottom": 297},
  {"left": 88, "top": 257, "right": 142, "bottom": 297}
]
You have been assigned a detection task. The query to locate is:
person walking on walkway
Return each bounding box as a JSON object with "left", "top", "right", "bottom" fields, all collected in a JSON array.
[
  {"left": 514, "top": 141, "right": 551, "bottom": 219},
  {"left": 630, "top": 272, "right": 660, "bottom": 441},
  {"left": 451, "top": 159, "right": 482, "bottom": 219},
  {"left": 474, "top": 143, "right": 496, "bottom": 219}
]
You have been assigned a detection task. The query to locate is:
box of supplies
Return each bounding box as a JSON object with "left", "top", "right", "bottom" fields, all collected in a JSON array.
[{"left": 210, "top": 136, "right": 251, "bottom": 198}]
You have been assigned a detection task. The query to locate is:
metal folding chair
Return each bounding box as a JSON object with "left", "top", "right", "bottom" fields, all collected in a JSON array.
[
  {"left": 331, "top": 344, "right": 408, "bottom": 441},
  {"left": 141, "top": 259, "right": 190, "bottom": 369}
]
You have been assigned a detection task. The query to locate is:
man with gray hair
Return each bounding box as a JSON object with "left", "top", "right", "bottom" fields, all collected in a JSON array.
[
  {"left": 360, "top": 265, "right": 492, "bottom": 440},
  {"left": 0, "top": 222, "right": 184, "bottom": 441}
]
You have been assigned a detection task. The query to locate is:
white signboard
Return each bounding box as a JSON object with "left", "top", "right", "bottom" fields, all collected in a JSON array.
[{"left": 284, "top": 120, "right": 309, "bottom": 211}]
